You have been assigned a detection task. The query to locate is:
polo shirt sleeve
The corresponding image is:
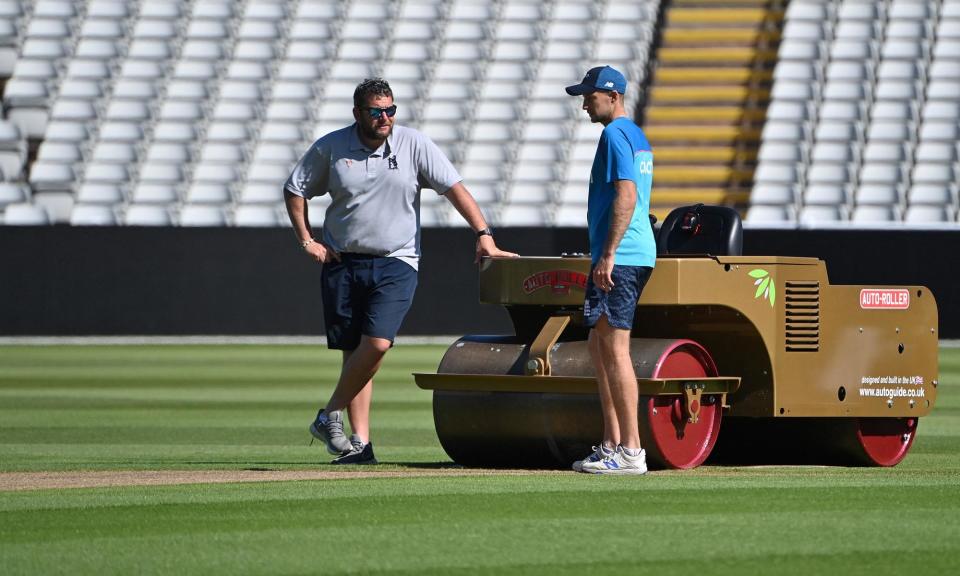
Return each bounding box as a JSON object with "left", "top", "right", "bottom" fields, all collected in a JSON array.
[
  {"left": 283, "top": 141, "right": 330, "bottom": 199},
  {"left": 414, "top": 132, "right": 462, "bottom": 195},
  {"left": 604, "top": 126, "right": 636, "bottom": 184}
]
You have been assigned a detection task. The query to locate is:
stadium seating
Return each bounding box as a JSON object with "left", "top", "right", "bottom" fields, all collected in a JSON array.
[
  {"left": 2, "top": 0, "right": 955, "bottom": 230},
  {"left": 0, "top": 0, "right": 660, "bottom": 227},
  {"left": 750, "top": 0, "right": 960, "bottom": 227}
]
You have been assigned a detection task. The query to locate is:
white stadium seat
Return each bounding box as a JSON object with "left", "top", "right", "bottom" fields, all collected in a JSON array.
[
  {"left": 235, "top": 205, "right": 281, "bottom": 227},
  {"left": 37, "top": 142, "right": 81, "bottom": 163},
  {"left": 147, "top": 144, "right": 191, "bottom": 164},
  {"left": 0, "top": 183, "right": 29, "bottom": 209},
  {"left": 751, "top": 184, "right": 796, "bottom": 206},
  {"left": 862, "top": 142, "right": 905, "bottom": 163},
  {"left": 71, "top": 204, "right": 118, "bottom": 226},
  {"left": 76, "top": 183, "right": 124, "bottom": 205},
  {"left": 131, "top": 183, "right": 178, "bottom": 205},
  {"left": 92, "top": 143, "right": 137, "bottom": 164},
  {"left": 800, "top": 205, "right": 844, "bottom": 224},
  {"left": 852, "top": 205, "right": 898, "bottom": 223},
  {"left": 804, "top": 184, "right": 847, "bottom": 206},
  {"left": 908, "top": 185, "right": 953, "bottom": 206},
  {"left": 746, "top": 205, "right": 795, "bottom": 224},
  {"left": 2, "top": 203, "right": 50, "bottom": 225},
  {"left": 179, "top": 205, "right": 228, "bottom": 227},
  {"left": 201, "top": 143, "right": 244, "bottom": 164},
  {"left": 124, "top": 204, "right": 172, "bottom": 226},
  {"left": 856, "top": 185, "right": 900, "bottom": 207},
  {"left": 904, "top": 205, "right": 950, "bottom": 223}
]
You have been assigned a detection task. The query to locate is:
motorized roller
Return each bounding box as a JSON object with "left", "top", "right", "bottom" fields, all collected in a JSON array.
[{"left": 416, "top": 247, "right": 938, "bottom": 469}]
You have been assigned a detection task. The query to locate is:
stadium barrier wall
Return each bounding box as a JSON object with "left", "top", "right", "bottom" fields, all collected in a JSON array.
[{"left": 0, "top": 227, "right": 956, "bottom": 337}]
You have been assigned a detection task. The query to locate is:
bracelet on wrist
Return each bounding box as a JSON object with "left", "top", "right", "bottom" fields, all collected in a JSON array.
[{"left": 301, "top": 238, "right": 315, "bottom": 250}]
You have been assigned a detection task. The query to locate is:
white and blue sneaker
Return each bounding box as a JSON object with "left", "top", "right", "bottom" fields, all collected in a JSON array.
[
  {"left": 572, "top": 444, "right": 615, "bottom": 472},
  {"left": 581, "top": 445, "right": 648, "bottom": 475}
]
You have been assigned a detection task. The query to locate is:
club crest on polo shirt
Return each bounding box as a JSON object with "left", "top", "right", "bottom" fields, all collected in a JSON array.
[{"left": 388, "top": 155, "right": 398, "bottom": 170}]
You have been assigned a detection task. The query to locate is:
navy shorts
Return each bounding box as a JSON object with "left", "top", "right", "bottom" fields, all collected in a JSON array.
[
  {"left": 583, "top": 265, "right": 653, "bottom": 330},
  {"left": 321, "top": 254, "right": 418, "bottom": 350}
]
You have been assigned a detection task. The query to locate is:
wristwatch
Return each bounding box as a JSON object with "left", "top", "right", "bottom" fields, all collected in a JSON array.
[{"left": 476, "top": 227, "right": 493, "bottom": 238}]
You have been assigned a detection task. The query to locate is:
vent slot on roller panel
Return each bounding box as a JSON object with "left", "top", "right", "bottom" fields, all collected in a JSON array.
[{"left": 785, "top": 281, "right": 820, "bottom": 352}]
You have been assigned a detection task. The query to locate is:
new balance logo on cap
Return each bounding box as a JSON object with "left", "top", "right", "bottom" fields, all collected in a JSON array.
[{"left": 604, "top": 81, "right": 614, "bottom": 88}]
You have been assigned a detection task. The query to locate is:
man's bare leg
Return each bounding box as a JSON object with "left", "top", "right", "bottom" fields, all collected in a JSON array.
[
  {"left": 589, "top": 327, "right": 620, "bottom": 449},
  {"left": 594, "top": 316, "right": 641, "bottom": 450},
  {"left": 344, "top": 351, "right": 373, "bottom": 444},
  {"left": 325, "top": 336, "right": 391, "bottom": 443}
]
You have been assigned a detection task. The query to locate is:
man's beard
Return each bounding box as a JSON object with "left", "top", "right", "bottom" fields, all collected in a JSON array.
[{"left": 359, "top": 122, "right": 392, "bottom": 141}]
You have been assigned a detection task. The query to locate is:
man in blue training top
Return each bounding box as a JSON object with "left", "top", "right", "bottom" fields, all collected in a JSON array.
[{"left": 565, "top": 66, "right": 656, "bottom": 475}]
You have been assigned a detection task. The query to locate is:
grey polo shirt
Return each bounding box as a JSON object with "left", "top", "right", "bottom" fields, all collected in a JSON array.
[{"left": 284, "top": 123, "right": 462, "bottom": 270}]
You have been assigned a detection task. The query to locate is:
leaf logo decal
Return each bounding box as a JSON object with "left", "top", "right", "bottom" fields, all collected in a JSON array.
[{"left": 748, "top": 269, "right": 776, "bottom": 307}]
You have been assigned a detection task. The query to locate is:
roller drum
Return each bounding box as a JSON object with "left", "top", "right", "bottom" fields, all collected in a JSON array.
[{"left": 433, "top": 336, "right": 718, "bottom": 468}]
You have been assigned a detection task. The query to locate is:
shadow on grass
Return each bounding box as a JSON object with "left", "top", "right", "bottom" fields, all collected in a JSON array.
[
  {"left": 389, "top": 461, "right": 570, "bottom": 471},
  {"left": 388, "top": 462, "right": 464, "bottom": 469},
  {"left": 233, "top": 462, "right": 464, "bottom": 471}
]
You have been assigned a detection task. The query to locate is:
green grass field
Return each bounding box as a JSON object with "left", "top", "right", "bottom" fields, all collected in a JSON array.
[{"left": 1, "top": 345, "right": 958, "bottom": 575}]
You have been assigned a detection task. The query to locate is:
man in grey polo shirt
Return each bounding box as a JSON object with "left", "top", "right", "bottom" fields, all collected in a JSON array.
[{"left": 284, "top": 78, "right": 516, "bottom": 465}]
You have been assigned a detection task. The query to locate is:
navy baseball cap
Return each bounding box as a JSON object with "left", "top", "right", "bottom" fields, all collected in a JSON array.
[{"left": 565, "top": 66, "right": 627, "bottom": 95}]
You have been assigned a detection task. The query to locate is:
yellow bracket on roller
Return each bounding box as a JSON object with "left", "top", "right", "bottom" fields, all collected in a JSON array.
[
  {"left": 525, "top": 316, "right": 571, "bottom": 376},
  {"left": 683, "top": 382, "right": 705, "bottom": 424}
]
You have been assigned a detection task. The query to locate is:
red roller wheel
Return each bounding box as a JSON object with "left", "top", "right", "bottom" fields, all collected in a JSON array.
[
  {"left": 639, "top": 340, "right": 722, "bottom": 469},
  {"left": 842, "top": 417, "right": 918, "bottom": 467}
]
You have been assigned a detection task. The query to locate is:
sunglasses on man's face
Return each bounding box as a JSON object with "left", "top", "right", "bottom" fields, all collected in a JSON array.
[{"left": 362, "top": 105, "right": 398, "bottom": 119}]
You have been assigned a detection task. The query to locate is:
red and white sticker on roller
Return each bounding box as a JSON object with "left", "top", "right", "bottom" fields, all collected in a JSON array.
[{"left": 860, "top": 289, "right": 910, "bottom": 310}]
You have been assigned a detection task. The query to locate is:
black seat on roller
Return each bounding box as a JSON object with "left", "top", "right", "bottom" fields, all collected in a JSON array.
[{"left": 656, "top": 204, "right": 743, "bottom": 256}]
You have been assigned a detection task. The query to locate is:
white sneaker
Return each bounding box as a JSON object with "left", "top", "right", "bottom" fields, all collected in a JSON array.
[
  {"left": 581, "top": 445, "right": 648, "bottom": 475},
  {"left": 572, "top": 444, "right": 615, "bottom": 472}
]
